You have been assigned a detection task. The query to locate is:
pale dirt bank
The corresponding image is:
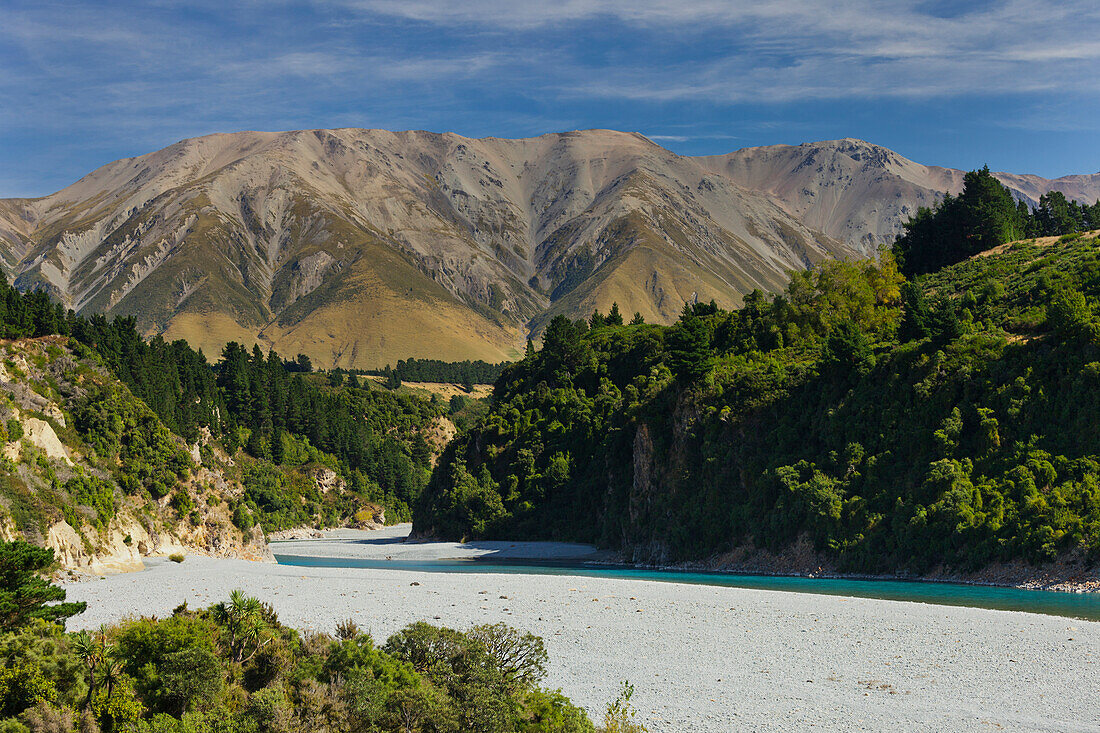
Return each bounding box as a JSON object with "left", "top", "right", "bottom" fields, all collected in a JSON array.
[
  {"left": 64, "top": 553, "right": 1099, "bottom": 732},
  {"left": 269, "top": 523, "right": 617, "bottom": 562}
]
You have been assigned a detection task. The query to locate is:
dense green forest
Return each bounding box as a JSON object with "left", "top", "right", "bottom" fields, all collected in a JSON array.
[
  {"left": 416, "top": 228, "right": 1100, "bottom": 573},
  {"left": 0, "top": 540, "right": 605, "bottom": 733},
  {"left": 0, "top": 280, "right": 443, "bottom": 529},
  {"left": 362, "top": 358, "right": 508, "bottom": 386}
]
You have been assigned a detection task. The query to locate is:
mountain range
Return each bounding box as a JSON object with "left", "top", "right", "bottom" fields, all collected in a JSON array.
[{"left": 1, "top": 129, "right": 1097, "bottom": 368}]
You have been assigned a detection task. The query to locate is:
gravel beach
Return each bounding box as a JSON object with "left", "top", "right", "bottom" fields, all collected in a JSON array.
[{"left": 64, "top": 527, "right": 1100, "bottom": 732}]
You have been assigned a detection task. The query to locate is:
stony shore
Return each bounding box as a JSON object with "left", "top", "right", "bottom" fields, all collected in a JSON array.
[{"left": 63, "top": 525, "right": 1100, "bottom": 732}]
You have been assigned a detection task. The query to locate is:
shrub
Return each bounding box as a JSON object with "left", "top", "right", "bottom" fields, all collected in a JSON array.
[
  {"left": 63, "top": 474, "right": 116, "bottom": 529},
  {"left": 600, "top": 682, "right": 648, "bottom": 733},
  {"left": 168, "top": 553, "right": 185, "bottom": 564},
  {"left": 169, "top": 491, "right": 194, "bottom": 516},
  {"left": 231, "top": 505, "right": 254, "bottom": 533}
]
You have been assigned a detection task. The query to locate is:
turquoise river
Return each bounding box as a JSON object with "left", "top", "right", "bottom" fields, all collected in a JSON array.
[{"left": 273, "top": 553, "right": 1100, "bottom": 622}]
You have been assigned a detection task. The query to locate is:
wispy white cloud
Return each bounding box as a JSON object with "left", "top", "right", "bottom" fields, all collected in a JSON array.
[
  {"left": 645, "top": 133, "right": 741, "bottom": 143},
  {"left": 335, "top": 0, "right": 1100, "bottom": 101},
  {"left": 1, "top": 0, "right": 1099, "bottom": 194}
]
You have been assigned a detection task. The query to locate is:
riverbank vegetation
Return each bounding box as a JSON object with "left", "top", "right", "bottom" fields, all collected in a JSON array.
[
  {"left": 0, "top": 541, "right": 597, "bottom": 733},
  {"left": 416, "top": 221, "right": 1100, "bottom": 574}
]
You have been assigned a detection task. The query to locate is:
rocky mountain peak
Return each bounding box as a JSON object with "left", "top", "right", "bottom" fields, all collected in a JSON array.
[{"left": 1, "top": 129, "right": 1097, "bottom": 368}]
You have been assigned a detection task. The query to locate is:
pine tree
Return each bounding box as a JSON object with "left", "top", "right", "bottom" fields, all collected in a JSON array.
[
  {"left": 894, "top": 167, "right": 1023, "bottom": 276},
  {"left": 666, "top": 314, "right": 712, "bottom": 384},
  {"left": 270, "top": 426, "right": 285, "bottom": 464},
  {"left": 384, "top": 366, "right": 401, "bottom": 390},
  {"left": 823, "top": 319, "right": 875, "bottom": 377},
  {"left": 1, "top": 541, "right": 86, "bottom": 630},
  {"left": 607, "top": 302, "right": 624, "bottom": 326},
  {"left": 898, "top": 281, "right": 932, "bottom": 341},
  {"left": 246, "top": 428, "right": 268, "bottom": 460}
]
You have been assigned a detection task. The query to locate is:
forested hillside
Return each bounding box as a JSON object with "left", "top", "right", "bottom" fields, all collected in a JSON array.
[
  {"left": 415, "top": 231, "right": 1100, "bottom": 575},
  {"left": 0, "top": 335, "right": 271, "bottom": 570},
  {"left": 0, "top": 277, "right": 448, "bottom": 566}
]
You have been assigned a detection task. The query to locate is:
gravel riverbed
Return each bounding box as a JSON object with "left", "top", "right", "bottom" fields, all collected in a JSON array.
[{"left": 64, "top": 527, "right": 1100, "bottom": 732}]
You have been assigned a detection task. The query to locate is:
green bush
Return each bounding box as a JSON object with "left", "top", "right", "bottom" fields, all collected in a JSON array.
[
  {"left": 169, "top": 490, "right": 194, "bottom": 516},
  {"left": 231, "top": 504, "right": 254, "bottom": 532},
  {"left": 72, "top": 382, "right": 191, "bottom": 499},
  {"left": 63, "top": 474, "right": 116, "bottom": 529},
  {"left": 0, "top": 590, "right": 594, "bottom": 733}
]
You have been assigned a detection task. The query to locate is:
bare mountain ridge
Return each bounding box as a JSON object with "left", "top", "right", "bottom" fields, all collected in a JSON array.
[
  {"left": 706, "top": 138, "right": 1100, "bottom": 252},
  {"left": 0, "top": 129, "right": 1096, "bottom": 368}
]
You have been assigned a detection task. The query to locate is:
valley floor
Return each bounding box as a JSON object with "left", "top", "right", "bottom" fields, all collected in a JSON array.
[{"left": 64, "top": 528, "right": 1099, "bottom": 733}]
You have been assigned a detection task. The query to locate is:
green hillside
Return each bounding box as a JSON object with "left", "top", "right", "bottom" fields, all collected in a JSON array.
[
  {"left": 415, "top": 234, "right": 1100, "bottom": 575},
  {"left": 0, "top": 335, "right": 264, "bottom": 568},
  {"left": 0, "top": 281, "right": 447, "bottom": 567}
]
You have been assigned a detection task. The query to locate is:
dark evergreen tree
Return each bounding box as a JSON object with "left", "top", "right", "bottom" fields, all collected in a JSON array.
[
  {"left": 823, "top": 319, "right": 874, "bottom": 377},
  {"left": 898, "top": 281, "right": 932, "bottom": 341},
  {"left": 270, "top": 426, "right": 286, "bottom": 465},
  {"left": 930, "top": 295, "right": 963, "bottom": 342},
  {"left": 541, "top": 316, "right": 589, "bottom": 376},
  {"left": 0, "top": 541, "right": 86, "bottom": 630},
  {"left": 1035, "top": 191, "right": 1083, "bottom": 236},
  {"left": 606, "top": 302, "right": 624, "bottom": 326},
  {"left": 666, "top": 307, "right": 712, "bottom": 384},
  {"left": 893, "top": 167, "right": 1024, "bottom": 277},
  {"left": 384, "top": 366, "right": 401, "bottom": 390}
]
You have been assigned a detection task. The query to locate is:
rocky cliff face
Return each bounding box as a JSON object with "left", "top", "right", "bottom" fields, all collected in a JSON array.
[{"left": 0, "top": 336, "right": 273, "bottom": 574}]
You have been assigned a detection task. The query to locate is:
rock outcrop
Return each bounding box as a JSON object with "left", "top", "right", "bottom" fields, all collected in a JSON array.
[{"left": 0, "top": 336, "right": 276, "bottom": 574}]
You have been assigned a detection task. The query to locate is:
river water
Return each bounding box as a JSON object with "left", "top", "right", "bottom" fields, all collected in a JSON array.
[{"left": 274, "top": 552, "right": 1100, "bottom": 621}]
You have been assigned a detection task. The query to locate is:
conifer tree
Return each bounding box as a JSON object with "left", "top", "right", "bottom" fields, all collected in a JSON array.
[
  {"left": 0, "top": 541, "right": 86, "bottom": 630},
  {"left": 607, "top": 302, "right": 624, "bottom": 326}
]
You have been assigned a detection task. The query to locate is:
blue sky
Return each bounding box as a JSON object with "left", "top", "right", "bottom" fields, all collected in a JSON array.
[{"left": 2, "top": 0, "right": 1099, "bottom": 197}]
